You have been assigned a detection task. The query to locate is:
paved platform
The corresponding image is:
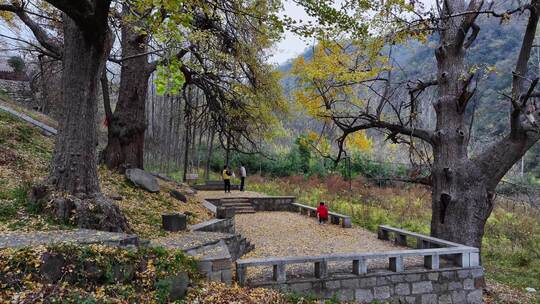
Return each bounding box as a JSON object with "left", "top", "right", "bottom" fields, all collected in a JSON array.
[
  {"left": 235, "top": 212, "right": 420, "bottom": 281},
  {"left": 0, "top": 229, "right": 138, "bottom": 249},
  {"left": 151, "top": 231, "right": 234, "bottom": 251}
]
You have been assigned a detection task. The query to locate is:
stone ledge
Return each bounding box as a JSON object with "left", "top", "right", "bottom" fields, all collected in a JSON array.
[
  {"left": 190, "top": 218, "right": 235, "bottom": 234},
  {"left": 0, "top": 229, "right": 139, "bottom": 249}
]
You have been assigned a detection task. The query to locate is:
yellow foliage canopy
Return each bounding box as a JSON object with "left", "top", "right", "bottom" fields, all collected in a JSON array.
[{"left": 345, "top": 131, "right": 373, "bottom": 153}]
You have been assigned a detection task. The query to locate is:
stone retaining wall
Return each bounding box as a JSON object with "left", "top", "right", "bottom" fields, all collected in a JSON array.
[
  {"left": 252, "top": 267, "right": 484, "bottom": 304},
  {"left": 250, "top": 196, "right": 296, "bottom": 211},
  {"left": 205, "top": 196, "right": 296, "bottom": 212},
  {"left": 222, "top": 234, "right": 252, "bottom": 261},
  {"left": 189, "top": 218, "right": 251, "bottom": 262},
  {"left": 186, "top": 240, "right": 234, "bottom": 284},
  {"left": 190, "top": 218, "right": 235, "bottom": 234}
]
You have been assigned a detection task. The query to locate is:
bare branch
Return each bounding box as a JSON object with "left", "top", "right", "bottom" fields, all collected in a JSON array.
[
  {"left": 455, "top": 0, "right": 484, "bottom": 49},
  {"left": 463, "top": 22, "right": 480, "bottom": 49},
  {"left": 0, "top": 4, "right": 62, "bottom": 58}
]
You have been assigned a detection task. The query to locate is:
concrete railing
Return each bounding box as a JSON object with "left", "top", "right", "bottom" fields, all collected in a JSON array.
[
  {"left": 291, "top": 203, "right": 352, "bottom": 228},
  {"left": 377, "top": 225, "right": 465, "bottom": 248},
  {"left": 236, "top": 226, "right": 479, "bottom": 286}
]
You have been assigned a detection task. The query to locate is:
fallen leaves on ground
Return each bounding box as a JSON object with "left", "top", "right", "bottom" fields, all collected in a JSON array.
[{"left": 185, "top": 282, "right": 316, "bottom": 304}]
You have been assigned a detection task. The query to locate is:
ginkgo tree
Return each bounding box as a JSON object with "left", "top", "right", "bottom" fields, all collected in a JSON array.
[
  {"left": 292, "top": 0, "right": 540, "bottom": 250},
  {"left": 0, "top": 0, "right": 285, "bottom": 231}
]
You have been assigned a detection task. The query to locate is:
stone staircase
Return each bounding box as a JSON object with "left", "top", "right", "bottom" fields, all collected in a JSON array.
[{"left": 220, "top": 198, "right": 255, "bottom": 214}]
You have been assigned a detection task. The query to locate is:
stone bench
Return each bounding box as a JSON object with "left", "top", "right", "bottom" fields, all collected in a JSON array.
[
  {"left": 236, "top": 226, "right": 479, "bottom": 286},
  {"left": 291, "top": 203, "right": 352, "bottom": 228}
]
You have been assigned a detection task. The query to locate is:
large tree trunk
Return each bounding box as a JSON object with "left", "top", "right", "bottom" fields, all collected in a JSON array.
[
  {"left": 429, "top": 0, "right": 540, "bottom": 250},
  {"left": 49, "top": 16, "right": 107, "bottom": 195},
  {"left": 430, "top": 165, "right": 493, "bottom": 249},
  {"left": 46, "top": 13, "right": 131, "bottom": 233},
  {"left": 102, "top": 18, "right": 150, "bottom": 171},
  {"left": 429, "top": 0, "right": 491, "bottom": 248}
]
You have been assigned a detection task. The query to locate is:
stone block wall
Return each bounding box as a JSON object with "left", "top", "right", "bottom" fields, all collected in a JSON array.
[
  {"left": 187, "top": 240, "right": 234, "bottom": 285},
  {"left": 196, "top": 254, "right": 234, "bottom": 285},
  {"left": 190, "top": 218, "right": 235, "bottom": 234},
  {"left": 252, "top": 267, "right": 484, "bottom": 304},
  {"left": 189, "top": 218, "right": 252, "bottom": 261},
  {"left": 251, "top": 196, "right": 296, "bottom": 211},
  {"left": 205, "top": 196, "right": 296, "bottom": 212}
]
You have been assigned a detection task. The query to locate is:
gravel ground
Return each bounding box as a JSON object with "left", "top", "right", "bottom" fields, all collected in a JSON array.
[{"left": 235, "top": 212, "right": 422, "bottom": 282}]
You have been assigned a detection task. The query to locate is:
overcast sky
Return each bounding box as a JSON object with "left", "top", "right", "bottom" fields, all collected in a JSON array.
[{"left": 270, "top": 0, "right": 438, "bottom": 65}]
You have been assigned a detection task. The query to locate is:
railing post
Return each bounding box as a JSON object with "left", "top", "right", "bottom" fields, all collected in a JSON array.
[
  {"left": 273, "top": 264, "right": 286, "bottom": 282},
  {"left": 353, "top": 258, "right": 367, "bottom": 275},
  {"left": 416, "top": 239, "right": 430, "bottom": 249},
  {"left": 378, "top": 227, "right": 389, "bottom": 240},
  {"left": 389, "top": 256, "right": 404, "bottom": 272},
  {"left": 470, "top": 252, "right": 480, "bottom": 267},
  {"left": 457, "top": 252, "right": 470, "bottom": 267},
  {"left": 236, "top": 264, "right": 246, "bottom": 286},
  {"left": 342, "top": 217, "right": 352, "bottom": 228},
  {"left": 314, "top": 260, "right": 328, "bottom": 278},
  {"left": 395, "top": 234, "right": 407, "bottom": 246},
  {"left": 424, "top": 254, "right": 440, "bottom": 270}
]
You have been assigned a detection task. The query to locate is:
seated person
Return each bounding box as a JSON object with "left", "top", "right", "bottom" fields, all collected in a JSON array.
[{"left": 316, "top": 202, "right": 329, "bottom": 224}]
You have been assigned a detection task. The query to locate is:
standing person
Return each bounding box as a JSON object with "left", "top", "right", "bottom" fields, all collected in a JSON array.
[
  {"left": 316, "top": 202, "right": 329, "bottom": 225},
  {"left": 239, "top": 163, "right": 247, "bottom": 191},
  {"left": 222, "top": 165, "right": 232, "bottom": 193}
]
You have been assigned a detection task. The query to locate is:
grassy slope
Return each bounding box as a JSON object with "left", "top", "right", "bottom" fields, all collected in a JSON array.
[
  {"left": 249, "top": 175, "right": 540, "bottom": 304},
  {"left": 0, "top": 109, "right": 212, "bottom": 237}
]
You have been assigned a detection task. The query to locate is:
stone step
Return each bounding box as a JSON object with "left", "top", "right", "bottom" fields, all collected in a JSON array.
[
  {"left": 234, "top": 208, "right": 256, "bottom": 214},
  {"left": 221, "top": 202, "right": 253, "bottom": 207},
  {"left": 231, "top": 206, "right": 255, "bottom": 210},
  {"left": 227, "top": 207, "right": 254, "bottom": 211},
  {"left": 220, "top": 199, "right": 251, "bottom": 203}
]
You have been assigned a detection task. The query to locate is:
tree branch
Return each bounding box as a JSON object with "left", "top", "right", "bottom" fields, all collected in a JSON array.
[
  {"left": 42, "top": 0, "right": 94, "bottom": 25},
  {"left": 463, "top": 22, "right": 480, "bottom": 49},
  {"left": 0, "top": 4, "right": 62, "bottom": 58},
  {"left": 454, "top": 0, "right": 483, "bottom": 49},
  {"left": 146, "top": 49, "right": 189, "bottom": 74},
  {"left": 474, "top": 0, "right": 540, "bottom": 188},
  {"left": 510, "top": 0, "right": 540, "bottom": 136}
]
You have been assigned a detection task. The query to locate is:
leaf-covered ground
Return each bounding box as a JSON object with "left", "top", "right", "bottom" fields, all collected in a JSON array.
[
  {"left": 235, "top": 211, "right": 421, "bottom": 282},
  {"left": 0, "top": 109, "right": 212, "bottom": 237},
  {"left": 0, "top": 244, "right": 199, "bottom": 303},
  {"left": 185, "top": 282, "right": 322, "bottom": 304}
]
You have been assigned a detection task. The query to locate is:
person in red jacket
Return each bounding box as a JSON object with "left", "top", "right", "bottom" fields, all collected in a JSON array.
[{"left": 316, "top": 202, "right": 329, "bottom": 224}]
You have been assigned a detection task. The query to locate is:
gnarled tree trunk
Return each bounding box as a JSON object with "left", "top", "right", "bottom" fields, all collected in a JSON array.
[
  {"left": 429, "top": 0, "right": 540, "bottom": 249},
  {"left": 102, "top": 15, "right": 151, "bottom": 171}
]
